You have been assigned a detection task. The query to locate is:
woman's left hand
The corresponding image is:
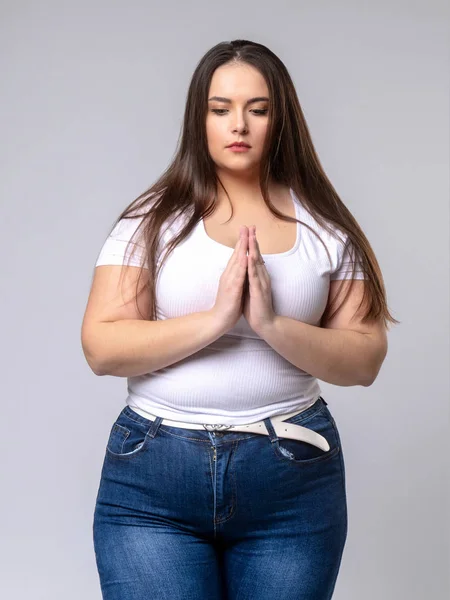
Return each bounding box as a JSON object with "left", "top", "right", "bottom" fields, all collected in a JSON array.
[{"left": 243, "top": 226, "right": 277, "bottom": 336}]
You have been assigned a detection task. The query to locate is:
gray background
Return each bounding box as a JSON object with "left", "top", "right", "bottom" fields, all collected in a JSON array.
[{"left": 1, "top": 1, "right": 448, "bottom": 598}]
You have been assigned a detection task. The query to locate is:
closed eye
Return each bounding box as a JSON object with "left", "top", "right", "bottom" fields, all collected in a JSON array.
[{"left": 210, "top": 109, "right": 268, "bottom": 116}]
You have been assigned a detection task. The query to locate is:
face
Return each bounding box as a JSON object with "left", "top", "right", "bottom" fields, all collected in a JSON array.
[{"left": 206, "top": 62, "right": 270, "bottom": 177}]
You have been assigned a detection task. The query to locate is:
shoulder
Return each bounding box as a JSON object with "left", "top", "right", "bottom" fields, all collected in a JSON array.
[
  {"left": 294, "top": 199, "right": 365, "bottom": 279},
  {"left": 108, "top": 215, "right": 146, "bottom": 241}
]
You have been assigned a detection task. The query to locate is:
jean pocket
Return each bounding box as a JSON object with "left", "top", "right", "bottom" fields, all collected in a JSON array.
[
  {"left": 270, "top": 408, "right": 340, "bottom": 467},
  {"left": 105, "top": 409, "right": 155, "bottom": 459}
]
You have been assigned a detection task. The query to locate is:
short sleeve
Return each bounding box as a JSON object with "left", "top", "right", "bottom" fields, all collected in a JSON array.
[
  {"left": 330, "top": 232, "right": 366, "bottom": 280},
  {"left": 95, "top": 216, "right": 147, "bottom": 269}
]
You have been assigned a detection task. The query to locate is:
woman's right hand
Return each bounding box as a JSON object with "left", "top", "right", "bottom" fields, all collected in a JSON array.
[{"left": 210, "top": 226, "right": 249, "bottom": 332}]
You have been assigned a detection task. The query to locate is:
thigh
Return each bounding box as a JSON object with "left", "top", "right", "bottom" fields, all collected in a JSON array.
[
  {"left": 92, "top": 407, "right": 224, "bottom": 599},
  {"left": 219, "top": 401, "right": 348, "bottom": 600},
  {"left": 93, "top": 520, "right": 223, "bottom": 600}
]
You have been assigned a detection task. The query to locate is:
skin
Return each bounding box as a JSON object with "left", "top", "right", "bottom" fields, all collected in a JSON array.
[
  {"left": 205, "top": 64, "right": 388, "bottom": 384},
  {"left": 206, "top": 62, "right": 277, "bottom": 334}
]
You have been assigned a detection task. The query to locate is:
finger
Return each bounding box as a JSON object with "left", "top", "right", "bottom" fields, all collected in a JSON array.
[
  {"left": 230, "top": 226, "right": 249, "bottom": 276},
  {"left": 252, "top": 227, "right": 262, "bottom": 257},
  {"left": 250, "top": 231, "right": 268, "bottom": 288},
  {"left": 254, "top": 228, "right": 262, "bottom": 258},
  {"left": 234, "top": 226, "right": 244, "bottom": 251},
  {"left": 250, "top": 227, "right": 264, "bottom": 267},
  {"left": 255, "top": 231, "right": 267, "bottom": 270},
  {"left": 248, "top": 227, "right": 258, "bottom": 271},
  {"left": 248, "top": 231, "right": 261, "bottom": 280},
  {"left": 240, "top": 226, "right": 249, "bottom": 260},
  {"left": 223, "top": 228, "right": 241, "bottom": 277},
  {"left": 229, "top": 226, "right": 246, "bottom": 259}
]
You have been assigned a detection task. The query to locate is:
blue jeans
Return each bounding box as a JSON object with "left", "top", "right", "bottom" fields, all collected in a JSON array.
[{"left": 93, "top": 396, "right": 347, "bottom": 599}]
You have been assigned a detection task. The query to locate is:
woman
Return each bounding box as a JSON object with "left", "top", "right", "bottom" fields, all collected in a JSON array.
[{"left": 82, "top": 39, "right": 397, "bottom": 600}]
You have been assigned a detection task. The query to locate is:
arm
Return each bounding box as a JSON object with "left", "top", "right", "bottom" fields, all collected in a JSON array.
[
  {"left": 86, "top": 310, "right": 226, "bottom": 377},
  {"left": 81, "top": 265, "right": 227, "bottom": 377},
  {"left": 259, "top": 317, "right": 379, "bottom": 386},
  {"left": 259, "top": 280, "right": 388, "bottom": 387}
]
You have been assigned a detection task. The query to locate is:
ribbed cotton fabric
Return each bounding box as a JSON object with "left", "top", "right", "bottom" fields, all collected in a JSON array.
[{"left": 95, "top": 189, "right": 365, "bottom": 425}]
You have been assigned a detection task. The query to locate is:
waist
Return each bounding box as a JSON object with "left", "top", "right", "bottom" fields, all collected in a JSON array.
[{"left": 128, "top": 395, "right": 319, "bottom": 428}]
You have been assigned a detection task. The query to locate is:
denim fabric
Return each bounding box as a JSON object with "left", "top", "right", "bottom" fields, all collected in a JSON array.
[{"left": 93, "top": 396, "right": 347, "bottom": 599}]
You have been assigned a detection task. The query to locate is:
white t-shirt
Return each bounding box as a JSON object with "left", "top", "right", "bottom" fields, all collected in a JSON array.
[{"left": 95, "top": 189, "right": 366, "bottom": 425}]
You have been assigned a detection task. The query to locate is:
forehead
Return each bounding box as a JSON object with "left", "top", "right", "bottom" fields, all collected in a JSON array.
[{"left": 208, "top": 63, "right": 268, "bottom": 98}]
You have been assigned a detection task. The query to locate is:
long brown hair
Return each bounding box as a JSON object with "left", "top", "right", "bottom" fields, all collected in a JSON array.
[{"left": 108, "top": 39, "right": 399, "bottom": 330}]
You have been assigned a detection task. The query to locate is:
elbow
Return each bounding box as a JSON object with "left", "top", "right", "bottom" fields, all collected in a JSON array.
[
  {"left": 81, "top": 342, "right": 107, "bottom": 377},
  {"left": 360, "top": 364, "right": 382, "bottom": 387},
  {"left": 81, "top": 324, "right": 113, "bottom": 376},
  {"left": 362, "top": 352, "right": 387, "bottom": 387},
  {"left": 358, "top": 329, "right": 388, "bottom": 387},
  {"left": 85, "top": 354, "right": 106, "bottom": 376},
  {"left": 362, "top": 374, "right": 376, "bottom": 387},
  {"left": 91, "top": 362, "right": 107, "bottom": 376}
]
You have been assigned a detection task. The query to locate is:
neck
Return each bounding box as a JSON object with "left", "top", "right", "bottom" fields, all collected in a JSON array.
[{"left": 214, "top": 172, "right": 283, "bottom": 209}]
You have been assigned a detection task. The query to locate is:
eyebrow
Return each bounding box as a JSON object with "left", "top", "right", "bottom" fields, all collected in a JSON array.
[{"left": 208, "top": 96, "right": 269, "bottom": 105}]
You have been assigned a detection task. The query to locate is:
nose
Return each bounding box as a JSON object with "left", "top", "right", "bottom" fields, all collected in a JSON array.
[
  {"left": 232, "top": 114, "right": 248, "bottom": 134},
  {"left": 233, "top": 124, "right": 248, "bottom": 135}
]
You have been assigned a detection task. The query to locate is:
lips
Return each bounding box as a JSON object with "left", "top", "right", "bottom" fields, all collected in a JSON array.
[{"left": 227, "top": 142, "right": 251, "bottom": 148}]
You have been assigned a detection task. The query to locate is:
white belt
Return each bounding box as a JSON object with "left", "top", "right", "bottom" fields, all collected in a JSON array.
[{"left": 129, "top": 398, "right": 330, "bottom": 452}]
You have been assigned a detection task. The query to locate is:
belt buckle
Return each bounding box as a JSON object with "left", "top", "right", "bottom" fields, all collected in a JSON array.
[{"left": 202, "top": 423, "right": 233, "bottom": 431}]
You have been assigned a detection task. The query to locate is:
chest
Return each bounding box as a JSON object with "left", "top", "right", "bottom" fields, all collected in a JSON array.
[{"left": 202, "top": 200, "right": 298, "bottom": 255}]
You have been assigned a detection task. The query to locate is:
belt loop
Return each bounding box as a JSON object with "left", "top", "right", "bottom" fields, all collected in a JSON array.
[
  {"left": 263, "top": 417, "right": 279, "bottom": 443},
  {"left": 147, "top": 416, "right": 163, "bottom": 439}
]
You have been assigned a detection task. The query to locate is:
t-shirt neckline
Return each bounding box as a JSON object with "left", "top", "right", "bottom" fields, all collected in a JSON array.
[{"left": 198, "top": 187, "right": 301, "bottom": 259}]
